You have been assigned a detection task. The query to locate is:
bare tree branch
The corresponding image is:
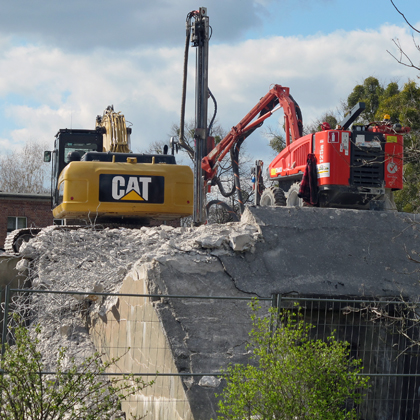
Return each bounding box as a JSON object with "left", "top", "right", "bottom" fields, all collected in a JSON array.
[
  {"left": 387, "top": 38, "right": 420, "bottom": 72},
  {"left": 0, "top": 140, "right": 49, "bottom": 193},
  {"left": 388, "top": 1, "right": 420, "bottom": 72},
  {"left": 390, "top": 0, "right": 420, "bottom": 34}
]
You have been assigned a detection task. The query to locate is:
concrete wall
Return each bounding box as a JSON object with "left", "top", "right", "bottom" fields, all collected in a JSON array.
[
  {"left": 0, "top": 255, "right": 23, "bottom": 289},
  {"left": 87, "top": 206, "right": 420, "bottom": 420},
  {"left": 0, "top": 254, "right": 29, "bottom": 338},
  {"left": 88, "top": 262, "right": 194, "bottom": 420}
]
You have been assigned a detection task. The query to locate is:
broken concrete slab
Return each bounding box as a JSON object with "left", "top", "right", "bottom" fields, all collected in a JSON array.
[
  {"left": 222, "top": 206, "right": 420, "bottom": 300},
  {"left": 109, "top": 206, "right": 420, "bottom": 419},
  {"left": 228, "top": 232, "right": 254, "bottom": 251}
]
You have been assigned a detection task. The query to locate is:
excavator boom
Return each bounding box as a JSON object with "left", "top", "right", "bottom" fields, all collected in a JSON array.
[{"left": 201, "top": 85, "right": 302, "bottom": 180}]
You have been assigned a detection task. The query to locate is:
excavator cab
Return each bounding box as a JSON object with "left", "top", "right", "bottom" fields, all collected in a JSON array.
[{"left": 50, "top": 129, "right": 104, "bottom": 209}]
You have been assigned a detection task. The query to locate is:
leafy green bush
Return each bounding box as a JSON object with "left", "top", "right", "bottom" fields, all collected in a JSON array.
[
  {"left": 0, "top": 324, "right": 153, "bottom": 419},
  {"left": 217, "top": 302, "right": 369, "bottom": 420}
]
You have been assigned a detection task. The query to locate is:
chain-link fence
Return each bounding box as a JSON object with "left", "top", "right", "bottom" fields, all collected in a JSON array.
[
  {"left": 273, "top": 295, "right": 420, "bottom": 420},
  {"left": 0, "top": 286, "right": 271, "bottom": 419},
  {"left": 1, "top": 287, "right": 420, "bottom": 420}
]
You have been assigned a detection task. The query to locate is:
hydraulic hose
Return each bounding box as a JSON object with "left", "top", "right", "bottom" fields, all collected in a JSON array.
[
  {"left": 206, "top": 137, "right": 245, "bottom": 219},
  {"left": 211, "top": 176, "right": 235, "bottom": 198},
  {"left": 289, "top": 94, "right": 303, "bottom": 137},
  {"left": 206, "top": 200, "right": 240, "bottom": 222},
  {"left": 179, "top": 16, "right": 195, "bottom": 158},
  {"left": 208, "top": 88, "right": 217, "bottom": 136},
  {"left": 230, "top": 136, "right": 246, "bottom": 214}
]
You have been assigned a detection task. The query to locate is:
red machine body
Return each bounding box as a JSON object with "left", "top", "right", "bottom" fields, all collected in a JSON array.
[
  {"left": 268, "top": 124, "right": 406, "bottom": 208},
  {"left": 201, "top": 83, "right": 408, "bottom": 211}
]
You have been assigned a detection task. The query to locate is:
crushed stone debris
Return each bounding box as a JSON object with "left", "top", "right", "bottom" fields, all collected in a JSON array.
[
  {"left": 9, "top": 217, "right": 261, "bottom": 370},
  {"left": 20, "top": 220, "right": 260, "bottom": 295}
]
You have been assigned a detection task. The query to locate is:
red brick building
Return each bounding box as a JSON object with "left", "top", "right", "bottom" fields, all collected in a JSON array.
[{"left": 0, "top": 192, "right": 54, "bottom": 248}]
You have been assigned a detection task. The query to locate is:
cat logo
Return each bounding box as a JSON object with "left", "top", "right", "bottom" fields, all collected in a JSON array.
[
  {"left": 112, "top": 176, "right": 151, "bottom": 201},
  {"left": 99, "top": 174, "right": 164, "bottom": 203}
]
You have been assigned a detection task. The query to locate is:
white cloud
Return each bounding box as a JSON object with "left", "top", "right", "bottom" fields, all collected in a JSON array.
[
  {"left": 0, "top": 23, "right": 418, "bottom": 163},
  {"left": 208, "top": 24, "right": 419, "bottom": 125}
]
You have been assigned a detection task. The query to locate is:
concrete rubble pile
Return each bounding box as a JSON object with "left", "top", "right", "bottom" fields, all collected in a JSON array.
[
  {"left": 11, "top": 217, "right": 260, "bottom": 370},
  {"left": 5, "top": 206, "right": 420, "bottom": 419}
]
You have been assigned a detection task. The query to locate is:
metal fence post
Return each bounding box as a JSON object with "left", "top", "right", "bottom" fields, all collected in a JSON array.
[
  {"left": 1, "top": 285, "right": 10, "bottom": 358},
  {"left": 270, "top": 293, "right": 281, "bottom": 333}
]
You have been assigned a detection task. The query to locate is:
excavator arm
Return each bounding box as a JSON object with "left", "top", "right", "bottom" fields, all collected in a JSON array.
[
  {"left": 96, "top": 105, "right": 132, "bottom": 153},
  {"left": 201, "top": 84, "right": 303, "bottom": 180}
]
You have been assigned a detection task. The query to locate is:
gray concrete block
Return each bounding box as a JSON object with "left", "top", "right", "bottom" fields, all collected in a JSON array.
[{"left": 144, "top": 207, "right": 420, "bottom": 419}]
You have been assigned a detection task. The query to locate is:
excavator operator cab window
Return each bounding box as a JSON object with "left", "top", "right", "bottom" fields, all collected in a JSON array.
[{"left": 64, "top": 143, "right": 99, "bottom": 163}]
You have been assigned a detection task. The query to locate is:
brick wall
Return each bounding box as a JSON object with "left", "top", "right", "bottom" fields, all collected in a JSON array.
[{"left": 0, "top": 194, "right": 53, "bottom": 248}]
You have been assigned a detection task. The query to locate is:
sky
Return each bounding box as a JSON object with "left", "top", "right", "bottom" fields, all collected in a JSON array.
[{"left": 0, "top": 0, "right": 419, "bottom": 167}]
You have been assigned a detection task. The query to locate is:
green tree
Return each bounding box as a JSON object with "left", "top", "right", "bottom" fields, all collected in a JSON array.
[
  {"left": 0, "top": 324, "right": 153, "bottom": 419},
  {"left": 268, "top": 133, "right": 286, "bottom": 154},
  {"left": 217, "top": 302, "right": 369, "bottom": 420},
  {"left": 305, "top": 112, "right": 339, "bottom": 134},
  {"left": 347, "top": 76, "right": 384, "bottom": 122},
  {"left": 263, "top": 126, "right": 286, "bottom": 154}
]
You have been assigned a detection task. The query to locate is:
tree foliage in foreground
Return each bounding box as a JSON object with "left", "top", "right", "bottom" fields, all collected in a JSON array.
[
  {"left": 216, "top": 302, "right": 369, "bottom": 420},
  {"left": 0, "top": 324, "right": 153, "bottom": 420}
]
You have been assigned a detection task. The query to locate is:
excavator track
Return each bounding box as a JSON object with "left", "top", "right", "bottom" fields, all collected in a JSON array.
[{"left": 4, "top": 228, "right": 43, "bottom": 255}]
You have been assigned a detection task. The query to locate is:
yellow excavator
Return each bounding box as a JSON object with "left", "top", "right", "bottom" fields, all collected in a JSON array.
[
  {"left": 5, "top": 106, "right": 193, "bottom": 253},
  {"left": 45, "top": 105, "right": 193, "bottom": 225}
]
